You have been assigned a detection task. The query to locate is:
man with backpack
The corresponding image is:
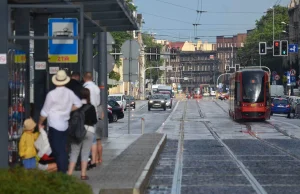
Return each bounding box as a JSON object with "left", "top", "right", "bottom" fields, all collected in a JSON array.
[{"left": 38, "top": 70, "right": 82, "bottom": 173}]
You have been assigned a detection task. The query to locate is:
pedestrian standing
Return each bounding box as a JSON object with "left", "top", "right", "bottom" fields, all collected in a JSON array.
[
  {"left": 19, "top": 118, "right": 40, "bottom": 169},
  {"left": 67, "top": 88, "right": 98, "bottom": 180},
  {"left": 83, "top": 72, "right": 102, "bottom": 167},
  {"left": 38, "top": 70, "right": 82, "bottom": 173},
  {"left": 65, "top": 72, "right": 84, "bottom": 99}
]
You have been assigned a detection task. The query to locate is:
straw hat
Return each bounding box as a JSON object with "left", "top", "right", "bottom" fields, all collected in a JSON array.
[
  {"left": 24, "top": 118, "right": 36, "bottom": 131},
  {"left": 52, "top": 70, "right": 70, "bottom": 86}
]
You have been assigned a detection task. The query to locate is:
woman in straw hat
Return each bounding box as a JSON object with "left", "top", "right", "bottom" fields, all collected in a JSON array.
[{"left": 38, "top": 70, "right": 82, "bottom": 173}]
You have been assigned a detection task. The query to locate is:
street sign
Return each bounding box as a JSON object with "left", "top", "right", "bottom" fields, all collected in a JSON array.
[
  {"left": 121, "top": 39, "right": 140, "bottom": 82},
  {"left": 170, "top": 77, "right": 175, "bottom": 81},
  {"left": 289, "top": 44, "right": 298, "bottom": 53},
  {"left": 35, "top": 61, "right": 46, "bottom": 70},
  {"left": 0, "top": 53, "right": 7, "bottom": 64},
  {"left": 121, "top": 40, "right": 140, "bottom": 59},
  {"left": 48, "top": 18, "right": 78, "bottom": 63},
  {"left": 183, "top": 77, "right": 189, "bottom": 81},
  {"left": 290, "top": 69, "right": 296, "bottom": 76},
  {"left": 275, "top": 74, "right": 280, "bottom": 80},
  {"left": 49, "top": 67, "right": 59, "bottom": 74},
  {"left": 291, "top": 76, "right": 296, "bottom": 83}
]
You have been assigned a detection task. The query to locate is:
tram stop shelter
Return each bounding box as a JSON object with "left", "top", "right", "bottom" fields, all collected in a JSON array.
[{"left": 0, "top": 0, "right": 139, "bottom": 168}]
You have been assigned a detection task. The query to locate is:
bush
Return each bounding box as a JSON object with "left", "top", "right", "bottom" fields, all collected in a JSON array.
[{"left": 0, "top": 167, "right": 93, "bottom": 194}]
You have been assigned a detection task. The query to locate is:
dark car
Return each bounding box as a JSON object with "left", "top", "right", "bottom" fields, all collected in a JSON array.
[
  {"left": 108, "top": 99, "right": 124, "bottom": 122},
  {"left": 271, "top": 98, "right": 291, "bottom": 118},
  {"left": 108, "top": 109, "right": 113, "bottom": 123},
  {"left": 148, "top": 94, "right": 167, "bottom": 111},
  {"left": 125, "top": 95, "right": 136, "bottom": 109}
]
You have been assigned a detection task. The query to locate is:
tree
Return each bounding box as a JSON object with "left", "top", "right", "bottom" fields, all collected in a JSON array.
[
  {"left": 142, "top": 34, "right": 164, "bottom": 84},
  {"left": 238, "top": 5, "right": 289, "bottom": 73},
  {"left": 125, "top": 0, "right": 138, "bottom": 11}
]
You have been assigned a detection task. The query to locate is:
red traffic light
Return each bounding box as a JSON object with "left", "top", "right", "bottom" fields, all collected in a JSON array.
[{"left": 274, "top": 41, "right": 279, "bottom": 47}]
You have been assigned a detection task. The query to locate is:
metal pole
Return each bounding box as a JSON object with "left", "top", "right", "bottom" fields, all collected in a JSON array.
[
  {"left": 273, "top": 7, "right": 275, "bottom": 41},
  {"left": 260, "top": 55, "right": 262, "bottom": 67},
  {"left": 99, "top": 32, "right": 108, "bottom": 138},
  {"left": 128, "top": 39, "right": 132, "bottom": 134},
  {"left": 83, "top": 33, "right": 93, "bottom": 73},
  {"left": 0, "top": 0, "right": 8, "bottom": 168}
]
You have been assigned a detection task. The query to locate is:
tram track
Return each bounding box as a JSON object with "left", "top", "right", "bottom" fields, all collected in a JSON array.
[
  {"left": 196, "top": 101, "right": 267, "bottom": 194},
  {"left": 213, "top": 100, "right": 300, "bottom": 161}
]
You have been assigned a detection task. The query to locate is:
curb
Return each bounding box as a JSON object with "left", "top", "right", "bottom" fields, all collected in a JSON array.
[
  {"left": 133, "top": 134, "right": 167, "bottom": 194},
  {"left": 156, "top": 100, "right": 181, "bottom": 133}
]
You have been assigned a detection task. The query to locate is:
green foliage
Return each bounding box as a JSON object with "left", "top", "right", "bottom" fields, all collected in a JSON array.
[
  {"left": 238, "top": 5, "right": 289, "bottom": 73},
  {"left": 111, "top": 32, "right": 133, "bottom": 68},
  {"left": 125, "top": 0, "right": 137, "bottom": 11},
  {"left": 0, "top": 167, "right": 92, "bottom": 194},
  {"left": 109, "top": 70, "right": 121, "bottom": 81},
  {"left": 142, "top": 34, "right": 164, "bottom": 84}
]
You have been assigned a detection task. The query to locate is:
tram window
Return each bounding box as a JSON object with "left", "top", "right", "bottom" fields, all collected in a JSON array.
[
  {"left": 242, "top": 72, "right": 265, "bottom": 103},
  {"left": 235, "top": 82, "right": 241, "bottom": 102}
]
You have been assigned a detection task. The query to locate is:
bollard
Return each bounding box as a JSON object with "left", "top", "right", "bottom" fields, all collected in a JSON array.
[{"left": 141, "top": 117, "right": 145, "bottom": 134}]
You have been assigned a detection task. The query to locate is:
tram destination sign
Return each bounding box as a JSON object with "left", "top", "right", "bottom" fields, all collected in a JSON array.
[{"left": 48, "top": 18, "right": 78, "bottom": 63}]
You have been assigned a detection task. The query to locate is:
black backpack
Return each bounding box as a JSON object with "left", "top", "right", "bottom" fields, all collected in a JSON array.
[{"left": 68, "top": 104, "right": 91, "bottom": 144}]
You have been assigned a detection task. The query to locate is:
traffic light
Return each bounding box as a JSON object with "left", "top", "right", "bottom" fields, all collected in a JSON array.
[
  {"left": 281, "top": 40, "right": 288, "bottom": 56},
  {"left": 259, "top": 42, "right": 267, "bottom": 55},
  {"left": 273, "top": 40, "right": 280, "bottom": 56},
  {"left": 235, "top": 64, "right": 240, "bottom": 71},
  {"left": 225, "top": 65, "right": 230, "bottom": 71}
]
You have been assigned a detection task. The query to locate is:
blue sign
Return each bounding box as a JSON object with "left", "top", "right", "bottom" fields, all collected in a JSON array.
[
  {"left": 48, "top": 18, "right": 78, "bottom": 63},
  {"left": 289, "top": 44, "right": 298, "bottom": 53},
  {"left": 291, "top": 76, "right": 296, "bottom": 83}
]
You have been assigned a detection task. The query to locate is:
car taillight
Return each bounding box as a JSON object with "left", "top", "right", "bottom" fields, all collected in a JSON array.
[
  {"left": 271, "top": 103, "right": 274, "bottom": 107},
  {"left": 286, "top": 104, "right": 290, "bottom": 108},
  {"left": 108, "top": 107, "right": 112, "bottom": 111}
]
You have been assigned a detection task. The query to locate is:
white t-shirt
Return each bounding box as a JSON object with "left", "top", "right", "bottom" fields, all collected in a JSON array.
[{"left": 41, "top": 87, "right": 82, "bottom": 131}]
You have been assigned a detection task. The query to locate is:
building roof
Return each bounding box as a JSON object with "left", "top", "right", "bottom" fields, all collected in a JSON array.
[{"left": 169, "top": 42, "right": 185, "bottom": 50}]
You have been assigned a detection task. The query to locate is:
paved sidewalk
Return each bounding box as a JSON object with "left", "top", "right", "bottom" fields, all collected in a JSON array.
[{"left": 74, "top": 133, "right": 167, "bottom": 194}]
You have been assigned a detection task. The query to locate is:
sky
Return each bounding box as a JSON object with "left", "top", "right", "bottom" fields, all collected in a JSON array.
[{"left": 134, "top": 0, "right": 291, "bottom": 43}]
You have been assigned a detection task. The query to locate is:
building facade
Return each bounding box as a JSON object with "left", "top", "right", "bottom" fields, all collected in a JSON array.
[
  {"left": 216, "top": 34, "right": 247, "bottom": 73},
  {"left": 288, "top": 0, "right": 300, "bottom": 78},
  {"left": 178, "top": 51, "right": 220, "bottom": 92}
]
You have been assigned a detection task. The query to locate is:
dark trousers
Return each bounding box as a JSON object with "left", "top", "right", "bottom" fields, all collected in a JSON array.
[{"left": 48, "top": 127, "right": 68, "bottom": 173}]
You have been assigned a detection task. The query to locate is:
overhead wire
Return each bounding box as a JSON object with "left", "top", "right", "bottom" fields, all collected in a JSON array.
[{"left": 152, "top": 0, "right": 264, "bottom": 14}]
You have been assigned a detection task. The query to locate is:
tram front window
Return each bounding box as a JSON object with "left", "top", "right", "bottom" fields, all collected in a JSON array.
[{"left": 242, "top": 72, "right": 265, "bottom": 103}]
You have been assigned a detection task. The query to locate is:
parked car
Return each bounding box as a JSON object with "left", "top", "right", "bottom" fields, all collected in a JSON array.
[
  {"left": 108, "top": 94, "right": 127, "bottom": 111},
  {"left": 271, "top": 98, "right": 291, "bottom": 118},
  {"left": 107, "top": 109, "right": 113, "bottom": 123},
  {"left": 148, "top": 94, "right": 167, "bottom": 111},
  {"left": 108, "top": 99, "right": 124, "bottom": 122},
  {"left": 125, "top": 95, "right": 136, "bottom": 109}
]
